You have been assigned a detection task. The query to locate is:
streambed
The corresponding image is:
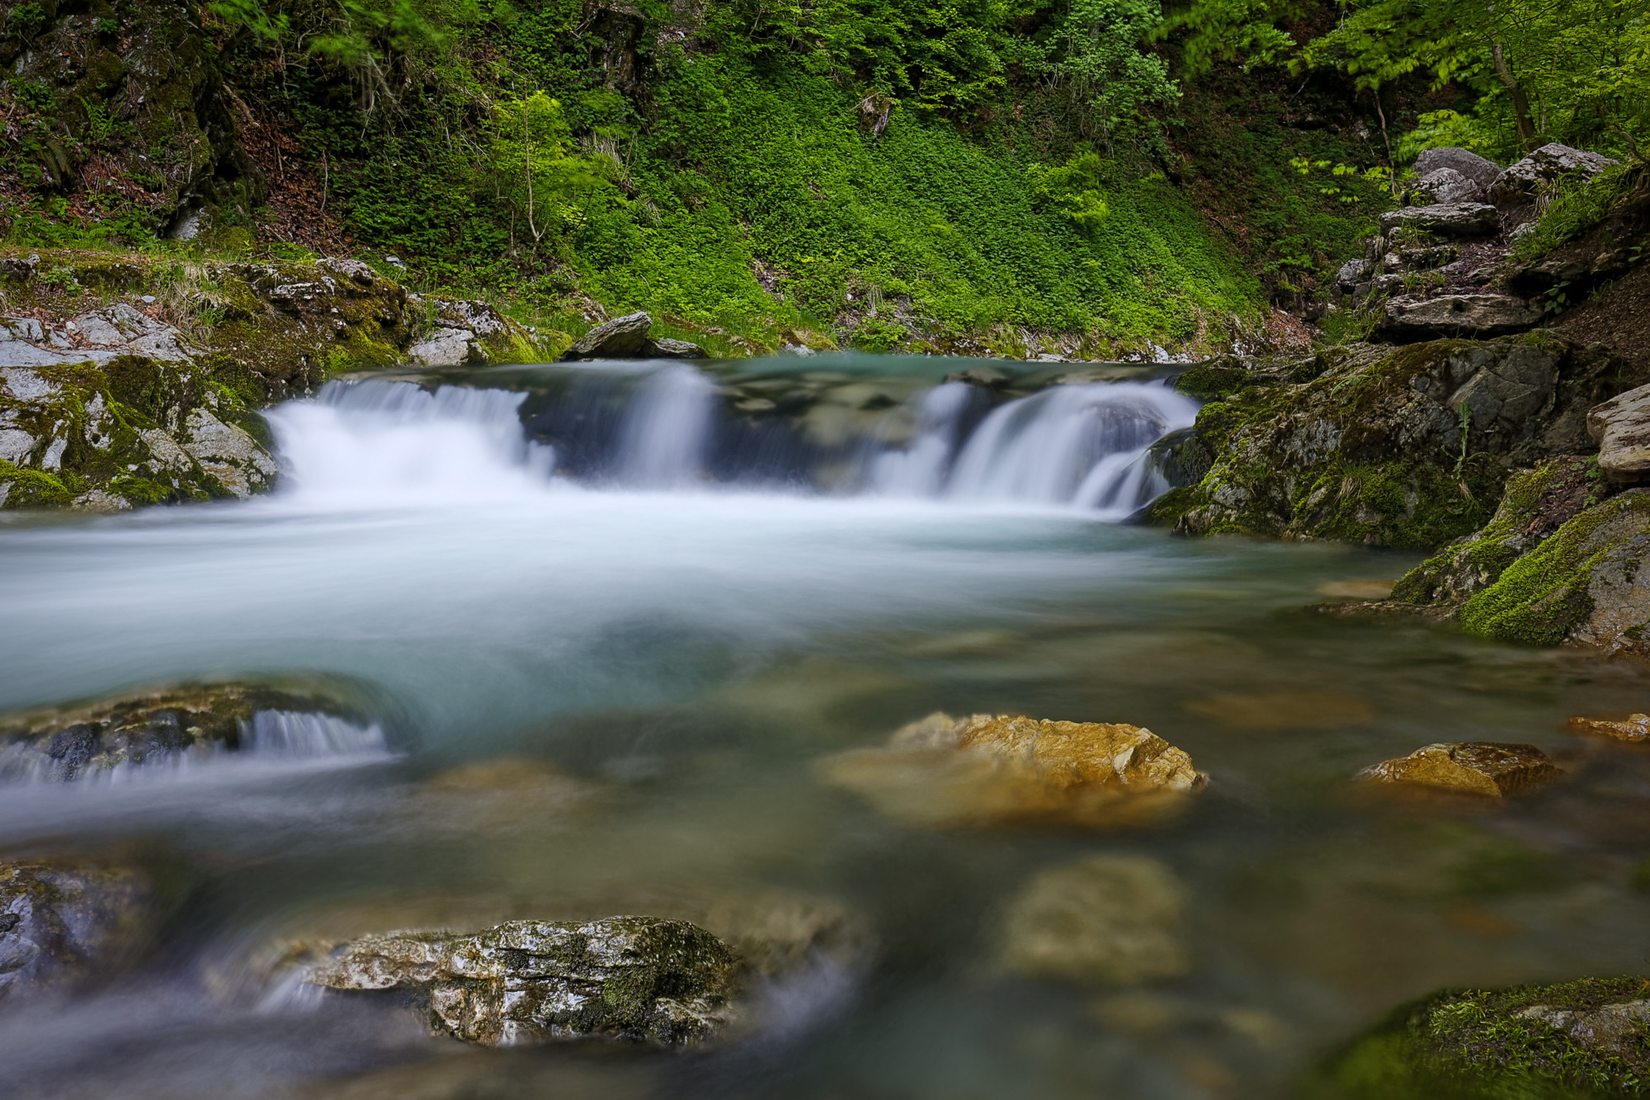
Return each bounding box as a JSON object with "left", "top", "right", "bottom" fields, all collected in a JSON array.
[{"left": 1, "top": 355, "right": 1648, "bottom": 1099}]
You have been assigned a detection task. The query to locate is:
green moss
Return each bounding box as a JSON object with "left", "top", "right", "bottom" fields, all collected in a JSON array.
[
  {"left": 1313, "top": 978, "right": 1650, "bottom": 1099},
  {"left": 0, "top": 461, "right": 75, "bottom": 508},
  {"left": 1458, "top": 491, "right": 1650, "bottom": 646}
]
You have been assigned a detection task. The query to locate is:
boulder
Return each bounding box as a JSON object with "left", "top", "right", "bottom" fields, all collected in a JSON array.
[
  {"left": 1452, "top": 489, "right": 1650, "bottom": 653},
  {"left": 1380, "top": 292, "right": 1541, "bottom": 340},
  {"left": 1151, "top": 334, "right": 1635, "bottom": 550},
  {"left": 1410, "top": 167, "right": 1483, "bottom": 206},
  {"left": 407, "top": 328, "right": 482, "bottom": 367},
  {"left": 1587, "top": 382, "right": 1650, "bottom": 484},
  {"left": 0, "top": 860, "right": 159, "bottom": 1003},
  {"left": 180, "top": 407, "right": 277, "bottom": 498},
  {"left": 647, "top": 337, "right": 709, "bottom": 360},
  {"left": 817, "top": 712, "right": 1206, "bottom": 828},
  {"left": 562, "top": 312, "right": 654, "bottom": 360},
  {"left": 1568, "top": 713, "right": 1650, "bottom": 743},
  {"left": 1358, "top": 741, "right": 1561, "bottom": 797},
  {"left": 999, "top": 855, "right": 1190, "bottom": 986},
  {"left": 1489, "top": 143, "right": 1618, "bottom": 209},
  {"left": 304, "top": 917, "right": 739, "bottom": 1048},
  {"left": 1336, "top": 258, "right": 1369, "bottom": 291},
  {"left": 1414, "top": 147, "right": 1502, "bottom": 191},
  {"left": 1378, "top": 203, "right": 1500, "bottom": 237},
  {"left": 1317, "top": 978, "right": 1650, "bottom": 1098},
  {"left": 0, "top": 681, "right": 387, "bottom": 784}
]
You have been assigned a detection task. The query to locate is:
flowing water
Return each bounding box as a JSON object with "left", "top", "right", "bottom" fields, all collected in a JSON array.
[{"left": 2, "top": 354, "right": 1649, "bottom": 1099}]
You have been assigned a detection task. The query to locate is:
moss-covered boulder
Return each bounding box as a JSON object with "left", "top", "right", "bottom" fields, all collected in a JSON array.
[
  {"left": 1151, "top": 333, "right": 1639, "bottom": 550},
  {"left": 1313, "top": 978, "right": 1650, "bottom": 1099},
  {"left": 0, "top": 859, "right": 162, "bottom": 1003},
  {"left": 0, "top": 680, "right": 388, "bottom": 783},
  {"left": 304, "top": 917, "right": 740, "bottom": 1048},
  {"left": 817, "top": 712, "right": 1206, "bottom": 828}
]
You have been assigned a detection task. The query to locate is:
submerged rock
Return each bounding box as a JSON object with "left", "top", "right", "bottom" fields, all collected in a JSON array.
[
  {"left": 0, "top": 859, "right": 159, "bottom": 1003},
  {"left": 818, "top": 712, "right": 1206, "bottom": 828},
  {"left": 1315, "top": 977, "right": 1650, "bottom": 1098},
  {"left": 0, "top": 681, "right": 388, "bottom": 784},
  {"left": 305, "top": 917, "right": 739, "bottom": 1048},
  {"left": 999, "top": 855, "right": 1190, "bottom": 986},
  {"left": 1358, "top": 742, "right": 1561, "bottom": 797},
  {"left": 1568, "top": 713, "right": 1650, "bottom": 744}
]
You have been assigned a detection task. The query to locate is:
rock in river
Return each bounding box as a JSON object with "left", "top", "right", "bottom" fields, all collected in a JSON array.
[
  {"left": 1317, "top": 977, "right": 1650, "bottom": 1098},
  {"left": 304, "top": 916, "right": 739, "bottom": 1048},
  {"left": 0, "top": 859, "right": 160, "bottom": 1003},
  {"left": 1359, "top": 741, "right": 1561, "bottom": 797},
  {"left": 1568, "top": 713, "right": 1650, "bottom": 744},
  {"left": 818, "top": 712, "right": 1206, "bottom": 828},
  {"left": 999, "top": 855, "right": 1190, "bottom": 986}
]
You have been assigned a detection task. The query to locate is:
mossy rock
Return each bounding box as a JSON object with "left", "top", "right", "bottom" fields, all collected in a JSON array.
[
  {"left": 1312, "top": 978, "right": 1650, "bottom": 1098},
  {"left": 1154, "top": 333, "right": 1640, "bottom": 550}
]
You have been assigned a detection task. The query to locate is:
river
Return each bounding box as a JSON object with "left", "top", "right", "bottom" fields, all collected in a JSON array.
[{"left": 1, "top": 355, "right": 1647, "bottom": 1099}]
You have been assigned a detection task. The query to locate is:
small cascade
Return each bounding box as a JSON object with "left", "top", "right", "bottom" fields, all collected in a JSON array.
[
  {"left": 616, "top": 365, "right": 719, "bottom": 487},
  {"left": 264, "top": 363, "right": 1197, "bottom": 516},
  {"left": 264, "top": 380, "right": 554, "bottom": 502},
  {"left": 0, "top": 711, "right": 392, "bottom": 787}
]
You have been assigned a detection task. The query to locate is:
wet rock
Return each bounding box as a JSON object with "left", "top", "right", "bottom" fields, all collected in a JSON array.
[
  {"left": 562, "top": 312, "right": 654, "bottom": 360},
  {"left": 1317, "top": 978, "right": 1650, "bottom": 1097},
  {"left": 1380, "top": 292, "right": 1541, "bottom": 340},
  {"left": 1410, "top": 167, "right": 1483, "bottom": 205},
  {"left": 1151, "top": 334, "right": 1634, "bottom": 550},
  {"left": 1378, "top": 203, "right": 1500, "bottom": 237},
  {"left": 1488, "top": 144, "right": 1618, "bottom": 211},
  {"left": 1587, "top": 382, "right": 1650, "bottom": 484},
  {"left": 1568, "top": 713, "right": 1650, "bottom": 744},
  {"left": 1392, "top": 457, "right": 1597, "bottom": 608},
  {"left": 1358, "top": 741, "right": 1561, "bottom": 797},
  {"left": 999, "top": 855, "right": 1189, "bottom": 986},
  {"left": 181, "top": 407, "right": 277, "bottom": 497},
  {"left": 1414, "top": 148, "right": 1502, "bottom": 191},
  {"left": 818, "top": 712, "right": 1206, "bottom": 828},
  {"left": 0, "top": 860, "right": 159, "bottom": 1003},
  {"left": 305, "top": 917, "right": 739, "bottom": 1048},
  {"left": 0, "top": 681, "right": 386, "bottom": 784},
  {"left": 647, "top": 337, "right": 709, "bottom": 359}
]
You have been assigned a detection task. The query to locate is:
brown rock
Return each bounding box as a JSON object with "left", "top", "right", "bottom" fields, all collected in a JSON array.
[
  {"left": 1359, "top": 742, "right": 1561, "bottom": 797},
  {"left": 1568, "top": 713, "right": 1650, "bottom": 744},
  {"left": 818, "top": 712, "right": 1206, "bottom": 828}
]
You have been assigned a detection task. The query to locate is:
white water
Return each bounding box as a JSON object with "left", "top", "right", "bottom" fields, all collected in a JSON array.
[{"left": 263, "top": 364, "right": 1194, "bottom": 514}]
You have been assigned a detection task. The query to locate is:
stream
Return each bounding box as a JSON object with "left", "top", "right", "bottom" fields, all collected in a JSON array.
[{"left": 2, "top": 354, "right": 1649, "bottom": 1099}]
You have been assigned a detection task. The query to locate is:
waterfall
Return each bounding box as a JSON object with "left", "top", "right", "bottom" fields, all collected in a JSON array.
[
  {"left": 263, "top": 364, "right": 1196, "bottom": 516},
  {"left": 616, "top": 365, "right": 719, "bottom": 487}
]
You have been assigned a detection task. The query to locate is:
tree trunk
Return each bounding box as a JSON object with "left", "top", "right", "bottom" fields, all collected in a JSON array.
[{"left": 1491, "top": 40, "right": 1538, "bottom": 149}]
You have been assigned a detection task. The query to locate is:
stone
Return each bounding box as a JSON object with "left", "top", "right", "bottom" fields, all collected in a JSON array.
[
  {"left": 305, "top": 917, "right": 739, "bottom": 1048},
  {"left": 0, "top": 859, "right": 158, "bottom": 1003},
  {"left": 1488, "top": 143, "right": 1618, "bottom": 209},
  {"left": 182, "top": 407, "right": 277, "bottom": 497},
  {"left": 0, "top": 681, "right": 384, "bottom": 783},
  {"left": 1358, "top": 741, "right": 1561, "bottom": 797},
  {"left": 1378, "top": 203, "right": 1500, "bottom": 237},
  {"left": 407, "top": 327, "right": 481, "bottom": 367},
  {"left": 1568, "top": 713, "right": 1650, "bottom": 743},
  {"left": 1414, "top": 147, "right": 1502, "bottom": 191},
  {"left": 1380, "top": 292, "right": 1541, "bottom": 339},
  {"left": 1317, "top": 978, "right": 1650, "bottom": 1097},
  {"left": 562, "top": 312, "right": 654, "bottom": 360},
  {"left": 646, "top": 337, "right": 709, "bottom": 359},
  {"left": 1410, "top": 167, "right": 1483, "bottom": 205},
  {"left": 817, "top": 712, "right": 1206, "bottom": 828},
  {"left": 999, "top": 855, "right": 1190, "bottom": 986},
  {"left": 1587, "top": 382, "right": 1650, "bottom": 484},
  {"left": 1336, "top": 258, "right": 1369, "bottom": 291}
]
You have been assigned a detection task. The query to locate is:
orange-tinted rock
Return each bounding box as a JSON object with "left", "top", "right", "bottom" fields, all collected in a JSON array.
[
  {"left": 819, "top": 712, "right": 1206, "bottom": 827},
  {"left": 1568, "top": 713, "right": 1650, "bottom": 744},
  {"left": 1359, "top": 742, "right": 1561, "bottom": 797}
]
